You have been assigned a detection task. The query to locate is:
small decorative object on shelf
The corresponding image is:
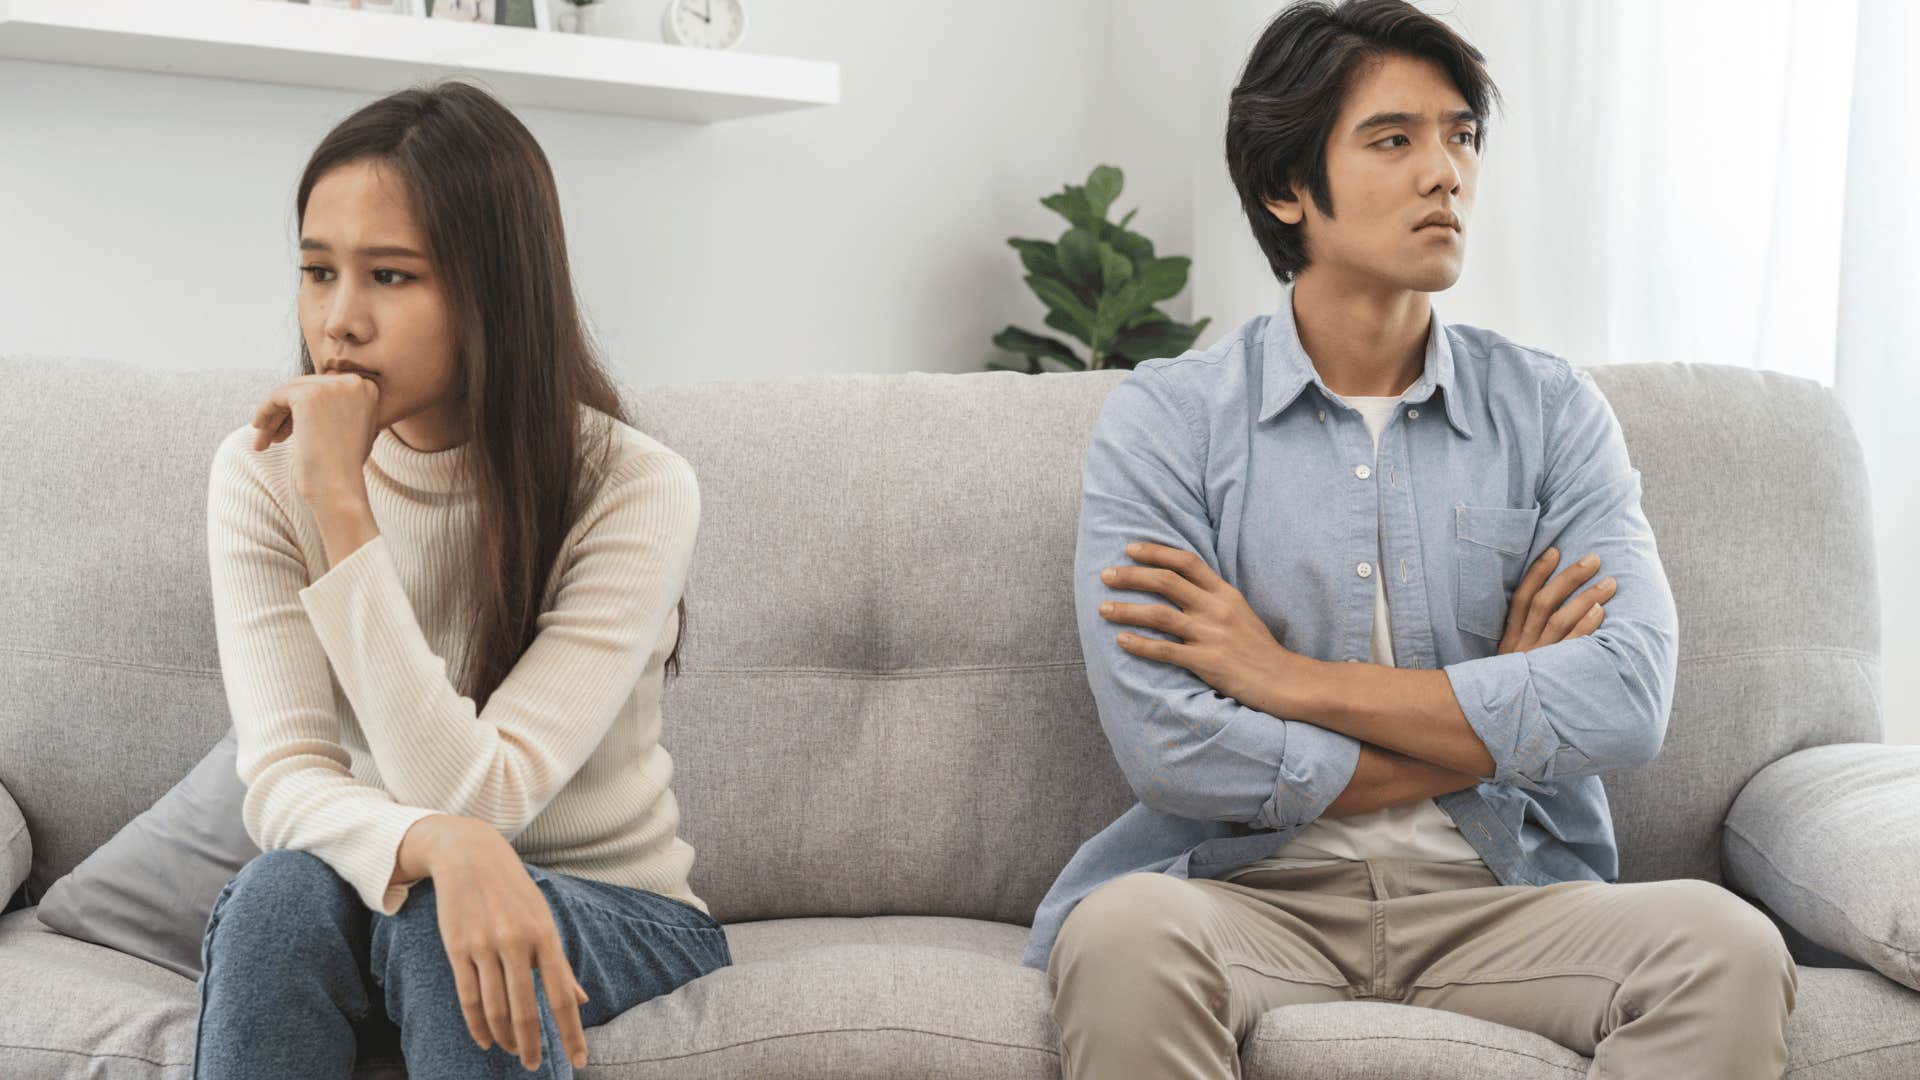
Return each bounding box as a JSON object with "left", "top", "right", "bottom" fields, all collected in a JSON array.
[
  {"left": 423, "top": 0, "right": 493, "bottom": 20},
  {"left": 556, "top": 0, "right": 600, "bottom": 35},
  {"left": 661, "top": 0, "right": 746, "bottom": 50},
  {"left": 308, "top": 0, "right": 412, "bottom": 13}
]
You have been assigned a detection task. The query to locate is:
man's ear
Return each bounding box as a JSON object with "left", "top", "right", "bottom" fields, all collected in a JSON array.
[{"left": 1262, "top": 185, "right": 1304, "bottom": 226}]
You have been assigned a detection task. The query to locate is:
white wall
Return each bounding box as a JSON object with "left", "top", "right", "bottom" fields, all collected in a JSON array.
[
  {"left": 0, "top": 1, "right": 1113, "bottom": 388},
  {"left": 4, "top": 2, "right": 1911, "bottom": 745}
]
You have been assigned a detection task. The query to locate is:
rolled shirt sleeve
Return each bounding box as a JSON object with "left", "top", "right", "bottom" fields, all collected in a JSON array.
[
  {"left": 1080, "top": 367, "right": 1361, "bottom": 830},
  {"left": 1443, "top": 362, "right": 1680, "bottom": 792}
]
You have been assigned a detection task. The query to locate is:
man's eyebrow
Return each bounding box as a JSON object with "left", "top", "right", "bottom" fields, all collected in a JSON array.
[
  {"left": 1351, "top": 108, "right": 1480, "bottom": 135},
  {"left": 299, "top": 238, "right": 427, "bottom": 258}
]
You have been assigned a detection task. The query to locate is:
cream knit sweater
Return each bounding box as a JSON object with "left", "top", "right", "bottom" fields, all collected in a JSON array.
[{"left": 205, "top": 404, "right": 706, "bottom": 918}]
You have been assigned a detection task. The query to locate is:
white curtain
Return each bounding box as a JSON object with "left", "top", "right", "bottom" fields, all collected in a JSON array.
[{"left": 1171, "top": 0, "right": 1917, "bottom": 741}]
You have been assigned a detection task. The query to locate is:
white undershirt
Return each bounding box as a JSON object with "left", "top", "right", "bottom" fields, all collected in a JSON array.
[{"left": 1222, "top": 392, "right": 1484, "bottom": 880}]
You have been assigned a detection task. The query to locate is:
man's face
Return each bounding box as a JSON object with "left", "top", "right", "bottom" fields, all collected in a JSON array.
[
  {"left": 1265, "top": 52, "right": 1479, "bottom": 292},
  {"left": 296, "top": 158, "right": 459, "bottom": 433}
]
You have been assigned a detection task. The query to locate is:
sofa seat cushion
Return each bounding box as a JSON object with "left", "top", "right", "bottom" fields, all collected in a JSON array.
[
  {"left": 6, "top": 908, "right": 1919, "bottom": 1079},
  {"left": 591, "top": 915, "right": 1059, "bottom": 1078}
]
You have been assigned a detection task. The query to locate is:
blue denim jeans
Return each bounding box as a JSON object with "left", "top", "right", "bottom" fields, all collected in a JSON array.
[{"left": 192, "top": 848, "right": 732, "bottom": 1078}]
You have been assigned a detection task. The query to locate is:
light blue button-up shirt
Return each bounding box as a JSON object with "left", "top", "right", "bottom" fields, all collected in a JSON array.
[{"left": 1022, "top": 287, "right": 1679, "bottom": 971}]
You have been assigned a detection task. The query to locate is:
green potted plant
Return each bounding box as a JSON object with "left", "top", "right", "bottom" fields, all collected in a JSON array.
[{"left": 990, "top": 164, "right": 1210, "bottom": 373}]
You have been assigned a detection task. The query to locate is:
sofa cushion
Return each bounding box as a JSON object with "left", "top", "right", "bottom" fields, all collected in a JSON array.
[
  {"left": 35, "top": 727, "right": 256, "bottom": 980},
  {"left": 1723, "top": 743, "right": 1920, "bottom": 991},
  {"left": 5, "top": 907, "right": 1919, "bottom": 1078}
]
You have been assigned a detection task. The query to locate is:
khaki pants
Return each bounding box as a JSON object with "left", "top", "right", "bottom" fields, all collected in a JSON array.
[{"left": 1047, "top": 858, "right": 1797, "bottom": 1079}]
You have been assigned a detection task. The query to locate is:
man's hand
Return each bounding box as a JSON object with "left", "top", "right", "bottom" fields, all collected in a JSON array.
[
  {"left": 1097, "top": 541, "right": 1303, "bottom": 710},
  {"left": 1498, "top": 547, "right": 1614, "bottom": 654},
  {"left": 415, "top": 817, "right": 594, "bottom": 1072}
]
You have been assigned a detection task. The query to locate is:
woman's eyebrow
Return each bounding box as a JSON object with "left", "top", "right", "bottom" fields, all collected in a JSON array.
[{"left": 299, "top": 238, "right": 426, "bottom": 259}]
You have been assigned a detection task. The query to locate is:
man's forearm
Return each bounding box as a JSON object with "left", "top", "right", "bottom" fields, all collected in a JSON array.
[
  {"left": 1267, "top": 656, "right": 1499, "bottom": 779},
  {"left": 1322, "top": 740, "right": 1482, "bottom": 820}
]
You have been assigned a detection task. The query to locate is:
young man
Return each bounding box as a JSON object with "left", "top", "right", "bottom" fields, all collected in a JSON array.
[{"left": 1024, "top": 2, "right": 1797, "bottom": 1077}]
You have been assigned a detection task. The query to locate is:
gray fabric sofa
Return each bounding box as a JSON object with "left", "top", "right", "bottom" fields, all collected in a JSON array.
[{"left": 2, "top": 353, "right": 1917, "bottom": 1078}]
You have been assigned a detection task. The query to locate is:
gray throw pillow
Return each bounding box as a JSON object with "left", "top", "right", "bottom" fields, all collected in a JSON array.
[
  {"left": 1, "top": 777, "right": 28, "bottom": 910},
  {"left": 1723, "top": 742, "right": 1920, "bottom": 992},
  {"left": 35, "top": 727, "right": 259, "bottom": 981}
]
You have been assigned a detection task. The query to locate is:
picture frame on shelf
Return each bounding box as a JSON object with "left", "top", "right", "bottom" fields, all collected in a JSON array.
[{"left": 413, "top": 0, "right": 540, "bottom": 27}]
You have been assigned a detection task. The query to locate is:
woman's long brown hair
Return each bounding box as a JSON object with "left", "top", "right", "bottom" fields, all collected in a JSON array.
[{"left": 292, "top": 78, "right": 685, "bottom": 710}]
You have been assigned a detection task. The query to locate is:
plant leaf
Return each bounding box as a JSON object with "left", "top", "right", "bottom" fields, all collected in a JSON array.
[
  {"left": 1056, "top": 227, "right": 1103, "bottom": 297},
  {"left": 1136, "top": 256, "right": 1191, "bottom": 304},
  {"left": 992, "top": 325, "right": 1083, "bottom": 366},
  {"left": 1043, "top": 309, "right": 1087, "bottom": 343},
  {"left": 1104, "top": 225, "right": 1156, "bottom": 272},
  {"left": 1026, "top": 274, "right": 1098, "bottom": 340},
  {"left": 1008, "top": 238, "right": 1060, "bottom": 278},
  {"left": 1112, "top": 316, "right": 1210, "bottom": 362},
  {"left": 1117, "top": 207, "right": 1138, "bottom": 229},
  {"left": 1084, "top": 165, "right": 1123, "bottom": 221},
  {"left": 1098, "top": 244, "right": 1133, "bottom": 296},
  {"left": 1041, "top": 187, "right": 1095, "bottom": 228}
]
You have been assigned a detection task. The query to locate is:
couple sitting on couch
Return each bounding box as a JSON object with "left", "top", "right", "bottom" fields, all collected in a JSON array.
[{"left": 187, "top": 1, "right": 1797, "bottom": 1077}]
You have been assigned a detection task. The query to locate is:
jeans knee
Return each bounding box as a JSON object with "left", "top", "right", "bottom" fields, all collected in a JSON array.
[
  {"left": 211, "top": 850, "right": 352, "bottom": 938},
  {"left": 368, "top": 879, "right": 448, "bottom": 984}
]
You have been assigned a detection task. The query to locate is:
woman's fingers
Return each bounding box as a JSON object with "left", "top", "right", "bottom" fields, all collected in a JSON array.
[
  {"left": 475, "top": 951, "right": 516, "bottom": 1056},
  {"left": 450, "top": 952, "right": 496, "bottom": 1053},
  {"left": 539, "top": 938, "right": 591, "bottom": 1069},
  {"left": 503, "top": 947, "right": 544, "bottom": 1071},
  {"left": 250, "top": 408, "right": 292, "bottom": 451}
]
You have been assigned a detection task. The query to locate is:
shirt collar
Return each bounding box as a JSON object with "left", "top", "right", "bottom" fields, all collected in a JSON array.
[{"left": 1257, "top": 286, "right": 1474, "bottom": 439}]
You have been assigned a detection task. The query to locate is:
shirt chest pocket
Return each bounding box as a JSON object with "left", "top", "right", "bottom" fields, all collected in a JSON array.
[{"left": 1453, "top": 503, "right": 1542, "bottom": 641}]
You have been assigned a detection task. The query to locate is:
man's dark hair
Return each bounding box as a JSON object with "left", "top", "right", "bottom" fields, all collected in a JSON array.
[{"left": 1226, "top": 0, "right": 1505, "bottom": 284}]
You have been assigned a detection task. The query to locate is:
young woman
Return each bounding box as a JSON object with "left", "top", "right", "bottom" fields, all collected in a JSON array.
[{"left": 195, "top": 79, "right": 730, "bottom": 1077}]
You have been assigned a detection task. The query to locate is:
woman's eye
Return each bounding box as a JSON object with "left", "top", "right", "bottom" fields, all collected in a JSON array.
[{"left": 297, "top": 265, "right": 410, "bottom": 284}]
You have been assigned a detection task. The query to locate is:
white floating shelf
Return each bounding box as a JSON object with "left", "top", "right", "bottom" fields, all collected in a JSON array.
[{"left": 0, "top": 0, "right": 839, "bottom": 123}]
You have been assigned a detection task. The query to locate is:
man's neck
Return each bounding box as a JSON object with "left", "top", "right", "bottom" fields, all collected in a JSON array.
[{"left": 1290, "top": 272, "right": 1432, "bottom": 398}]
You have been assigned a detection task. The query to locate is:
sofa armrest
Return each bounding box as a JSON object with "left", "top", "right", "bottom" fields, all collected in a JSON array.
[
  {"left": 1722, "top": 742, "right": 1920, "bottom": 990},
  {"left": 0, "top": 776, "right": 28, "bottom": 908}
]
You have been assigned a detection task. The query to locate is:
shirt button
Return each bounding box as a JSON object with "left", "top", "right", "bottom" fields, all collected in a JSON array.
[
  {"left": 1407, "top": 408, "right": 1420, "bottom": 419},
  {"left": 1316, "top": 409, "right": 1326, "bottom": 422},
  {"left": 1357, "top": 562, "right": 1372, "bottom": 578},
  {"left": 1355, "top": 464, "right": 1371, "bottom": 480}
]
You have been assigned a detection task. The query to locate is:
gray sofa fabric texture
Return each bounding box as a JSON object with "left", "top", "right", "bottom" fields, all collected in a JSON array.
[{"left": 0, "top": 353, "right": 1916, "bottom": 1078}]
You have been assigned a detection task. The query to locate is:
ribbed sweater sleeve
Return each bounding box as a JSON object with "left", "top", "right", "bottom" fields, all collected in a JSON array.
[
  {"left": 207, "top": 434, "right": 443, "bottom": 915},
  {"left": 295, "top": 452, "right": 701, "bottom": 844}
]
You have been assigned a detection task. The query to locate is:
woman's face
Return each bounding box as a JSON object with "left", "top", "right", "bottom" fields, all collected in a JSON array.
[{"left": 297, "top": 159, "right": 465, "bottom": 451}]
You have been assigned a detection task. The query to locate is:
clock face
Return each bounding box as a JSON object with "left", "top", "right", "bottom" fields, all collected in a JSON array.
[{"left": 667, "top": 0, "right": 746, "bottom": 49}]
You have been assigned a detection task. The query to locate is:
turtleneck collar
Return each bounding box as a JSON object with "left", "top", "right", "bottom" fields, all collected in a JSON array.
[{"left": 369, "top": 425, "right": 471, "bottom": 495}]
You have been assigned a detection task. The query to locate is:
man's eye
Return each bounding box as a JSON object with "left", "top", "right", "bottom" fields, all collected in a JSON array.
[{"left": 1374, "top": 132, "right": 1477, "bottom": 149}]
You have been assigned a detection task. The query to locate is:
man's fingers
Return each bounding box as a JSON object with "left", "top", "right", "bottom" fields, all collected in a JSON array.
[{"left": 1522, "top": 555, "right": 1600, "bottom": 643}]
